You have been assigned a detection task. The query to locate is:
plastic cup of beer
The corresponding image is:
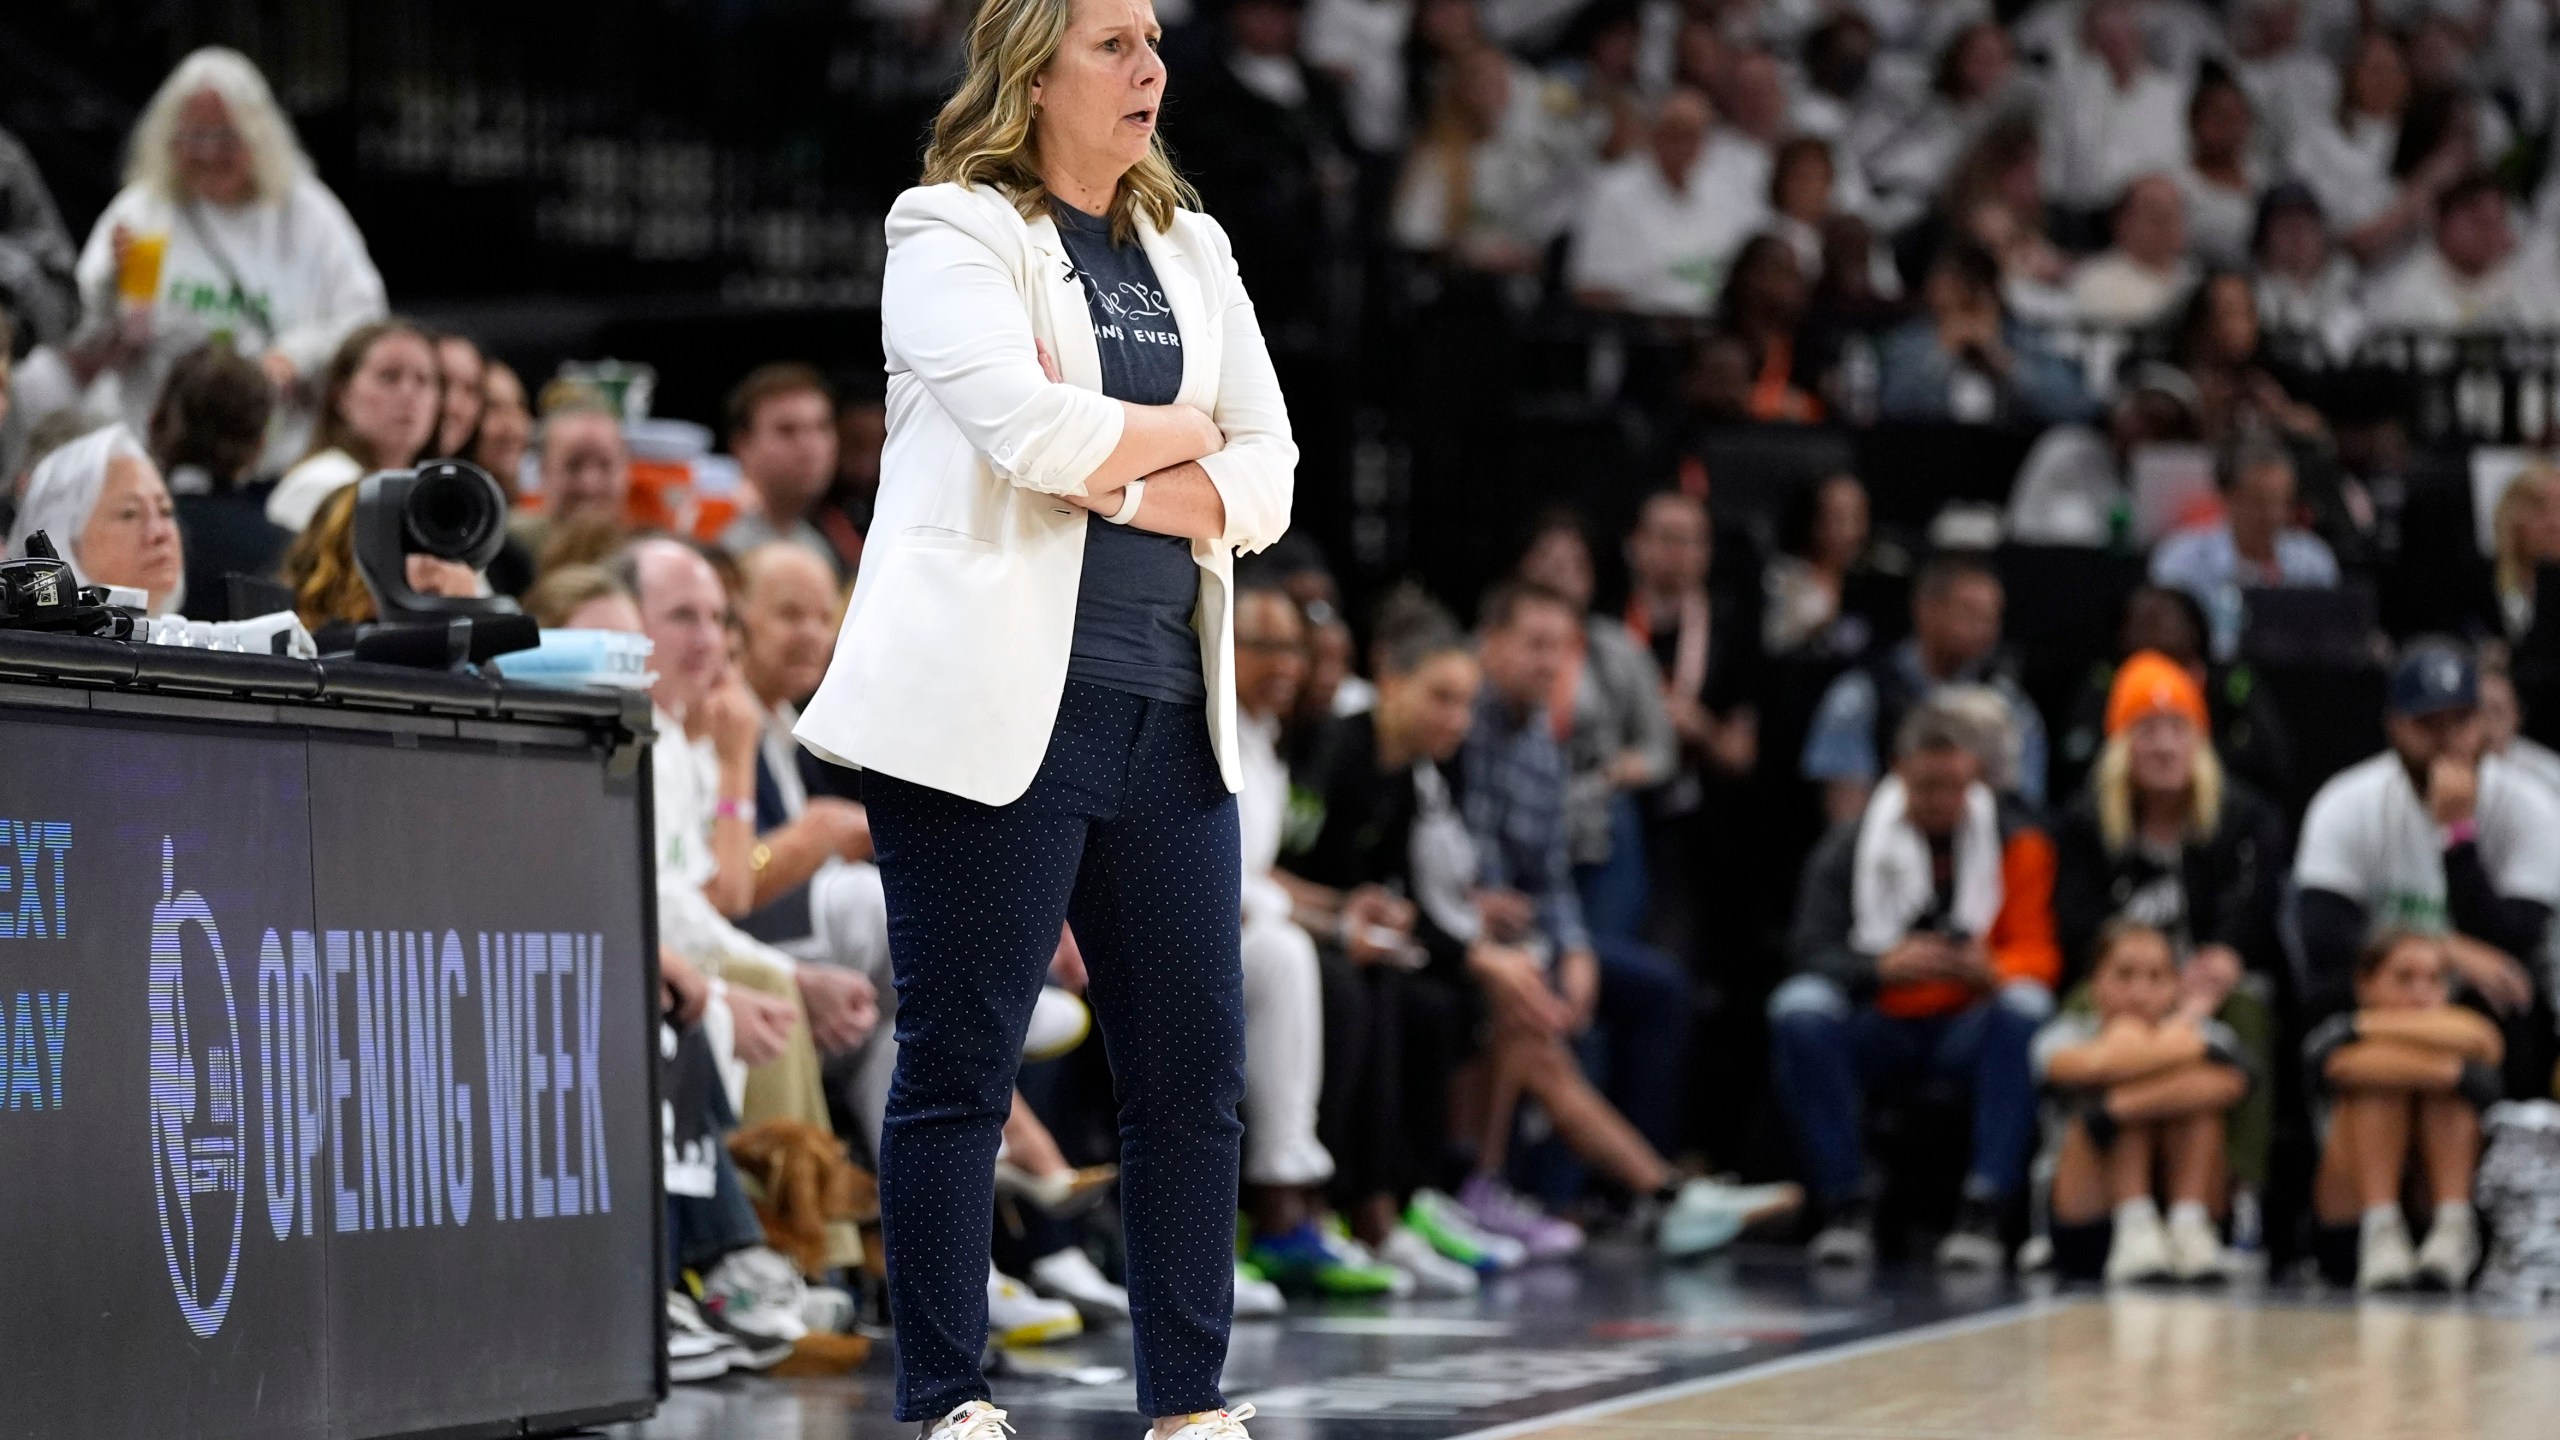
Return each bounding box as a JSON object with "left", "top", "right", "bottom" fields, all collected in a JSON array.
[{"left": 118, "top": 231, "right": 168, "bottom": 307}]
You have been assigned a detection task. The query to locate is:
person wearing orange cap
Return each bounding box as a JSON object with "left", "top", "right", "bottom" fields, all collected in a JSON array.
[{"left": 2048, "top": 648, "right": 2286, "bottom": 1227}]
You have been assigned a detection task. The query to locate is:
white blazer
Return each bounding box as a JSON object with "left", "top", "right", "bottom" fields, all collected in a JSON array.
[{"left": 794, "top": 182, "right": 1297, "bottom": 806}]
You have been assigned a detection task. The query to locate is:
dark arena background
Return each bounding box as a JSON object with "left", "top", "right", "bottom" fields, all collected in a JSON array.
[{"left": 4, "top": 2, "right": 2560, "bottom": 1438}]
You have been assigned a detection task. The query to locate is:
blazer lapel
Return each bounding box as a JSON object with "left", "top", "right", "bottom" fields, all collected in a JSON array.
[
  {"left": 1026, "top": 214, "right": 1105, "bottom": 394},
  {"left": 1138, "top": 221, "right": 1208, "bottom": 410}
]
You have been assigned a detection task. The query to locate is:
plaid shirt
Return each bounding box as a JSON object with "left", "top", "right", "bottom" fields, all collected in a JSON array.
[{"left": 1460, "top": 690, "right": 1590, "bottom": 954}]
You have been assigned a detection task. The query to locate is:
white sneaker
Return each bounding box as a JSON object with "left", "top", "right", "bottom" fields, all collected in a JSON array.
[
  {"left": 927, "top": 1401, "right": 1018, "bottom": 1440},
  {"left": 2357, "top": 1209, "right": 2418, "bottom": 1293},
  {"left": 1379, "top": 1224, "right": 1481, "bottom": 1297},
  {"left": 2105, "top": 1201, "right": 2173, "bottom": 1285},
  {"left": 1808, "top": 1220, "right": 1875, "bottom": 1269},
  {"left": 989, "top": 1264, "right": 1084, "bottom": 1345},
  {"left": 666, "top": 1292, "right": 747, "bottom": 1383},
  {"left": 1325, "top": 1229, "right": 1417, "bottom": 1298},
  {"left": 798, "top": 1283, "right": 857, "bottom": 1334},
  {"left": 699, "top": 1246, "right": 811, "bottom": 1357},
  {"left": 2414, "top": 1205, "right": 2478, "bottom": 1292},
  {"left": 2165, "top": 1204, "right": 2227, "bottom": 1283},
  {"left": 1032, "top": 1246, "right": 1132, "bottom": 1323},
  {"left": 1232, "top": 1263, "right": 1285, "bottom": 1319},
  {"left": 1658, "top": 1177, "right": 1803, "bottom": 1258},
  {"left": 1142, "top": 1401, "right": 1259, "bottom": 1440}
]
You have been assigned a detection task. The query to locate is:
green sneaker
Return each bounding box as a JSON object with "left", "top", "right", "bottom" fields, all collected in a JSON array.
[
  {"left": 1247, "top": 1221, "right": 1413, "bottom": 1297},
  {"left": 1406, "top": 1188, "right": 1528, "bottom": 1273}
]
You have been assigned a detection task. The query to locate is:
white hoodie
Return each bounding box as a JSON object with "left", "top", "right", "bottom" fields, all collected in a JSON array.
[{"left": 73, "top": 172, "right": 386, "bottom": 477}]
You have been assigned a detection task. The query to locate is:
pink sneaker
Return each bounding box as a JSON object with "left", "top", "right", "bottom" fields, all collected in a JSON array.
[{"left": 1456, "top": 1175, "right": 1584, "bottom": 1260}]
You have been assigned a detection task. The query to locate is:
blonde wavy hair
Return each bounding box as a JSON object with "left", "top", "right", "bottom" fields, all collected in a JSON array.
[
  {"left": 2492, "top": 463, "right": 2560, "bottom": 607},
  {"left": 281, "top": 485, "right": 376, "bottom": 631},
  {"left": 920, "top": 0, "right": 1197, "bottom": 244},
  {"left": 126, "top": 47, "right": 309, "bottom": 205},
  {"left": 2093, "top": 728, "right": 2225, "bottom": 853}
]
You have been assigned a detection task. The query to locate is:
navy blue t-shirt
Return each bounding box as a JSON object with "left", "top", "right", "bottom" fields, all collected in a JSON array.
[{"left": 1052, "top": 199, "right": 1205, "bottom": 706}]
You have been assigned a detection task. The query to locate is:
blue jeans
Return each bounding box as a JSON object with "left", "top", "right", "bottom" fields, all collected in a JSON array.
[
  {"left": 1574, "top": 793, "right": 1651, "bottom": 944},
  {"left": 865, "top": 683, "right": 1244, "bottom": 1423},
  {"left": 1590, "top": 935, "right": 1690, "bottom": 1159},
  {"left": 1766, "top": 975, "right": 2041, "bottom": 1205}
]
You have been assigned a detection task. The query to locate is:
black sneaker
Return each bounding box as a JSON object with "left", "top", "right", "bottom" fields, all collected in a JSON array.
[
  {"left": 1936, "top": 1197, "right": 2004, "bottom": 1271},
  {"left": 1809, "top": 1198, "right": 1876, "bottom": 1268}
]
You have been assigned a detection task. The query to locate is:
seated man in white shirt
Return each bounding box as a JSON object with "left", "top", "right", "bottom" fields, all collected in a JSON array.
[
  {"left": 731, "top": 544, "right": 888, "bottom": 979},
  {"left": 2041, "top": 0, "right": 2191, "bottom": 215},
  {"left": 2363, "top": 171, "right": 2560, "bottom": 330},
  {"left": 2069, "top": 173, "right": 2200, "bottom": 325},
  {"left": 1568, "top": 89, "right": 1767, "bottom": 316},
  {"left": 622, "top": 537, "right": 879, "bottom": 1139}
]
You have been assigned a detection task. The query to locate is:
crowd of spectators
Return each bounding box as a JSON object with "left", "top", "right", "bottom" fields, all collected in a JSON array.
[{"left": 9, "top": 0, "right": 2560, "bottom": 1382}]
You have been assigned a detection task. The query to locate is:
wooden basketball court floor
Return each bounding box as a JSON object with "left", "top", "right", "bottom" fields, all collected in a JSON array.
[
  {"left": 628, "top": 1243, "right": 2560, "bottom": 1440},
  {"left": 1462, "top": 1293, "right": 2560, "bottom": 1440}
]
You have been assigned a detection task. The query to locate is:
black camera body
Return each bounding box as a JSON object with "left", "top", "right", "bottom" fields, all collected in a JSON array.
[
  {"left": 348, "top": 460, "right": 537, "bottom": 669},
  {"left": 0, "top": 533, "right": 138, "bottom": 638}
]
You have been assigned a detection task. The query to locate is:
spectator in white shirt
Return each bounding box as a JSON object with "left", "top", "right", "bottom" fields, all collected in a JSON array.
[
  {"left": 1392, "top": 44, "right": 1572, "bottom": 273},
  {"left": 2071, "top": 173, "right": 2200, "bottom": 325},
  {"left": 1717, "top": 47, "right": 1795, "bottom": 154},
  {"left": 2042, "top": 0, "right": 2192, "bottom": 216},
  {"left": 1229, "top": 578, "right": 1342, "bottom": 1251},
  {"left": 1866, "top": 21, "right": 2024, "bottom": 226},
  {"left": 1303, "top": 0, "right": 1416, "bottom": 156},
  {"left": 2231, "top": 0, "right": 2338, "bottom": 163},
  {"left": 2150, "top": 434, "right": 2340, "bottom": 656},
  {"left": 622, "top": 537, "right": 878, "bottom": 1135},
  {"left": 1790, "top": 12, "right": 1894, "bottom": 160},
  {"left": 2287, "top": 30, "right": 2469, "bottom": 266},
  {"left": 2249, "top": 182, "right": 2365, "bottom": 357},
  {"left": 2176, "top": 67, "right": 2264, "bottom": 270},
  {"left": 1569, "top": 89, "right": 1767, "bottom": 315},
  {"left": 1944, "top": 112, "right": 2075, "bottom": 319},
  {"left": 2364, "top": 172, "right": 2559, "bottom": 330},
  {"left": 61, "top": 49, "right": 386, "bottom": 477}
]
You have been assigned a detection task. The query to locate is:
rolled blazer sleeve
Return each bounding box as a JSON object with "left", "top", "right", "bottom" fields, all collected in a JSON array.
[
  {"left": 880, "top": 189, "right": 1126, "bottom": 498},
  {"left": 1189, "top": 215, "right": 1297, "bottom": 554}
]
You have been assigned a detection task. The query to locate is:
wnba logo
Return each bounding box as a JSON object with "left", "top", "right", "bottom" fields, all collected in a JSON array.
[{"left": 146, "top": 837, "right": 245, "bottom": 1339}]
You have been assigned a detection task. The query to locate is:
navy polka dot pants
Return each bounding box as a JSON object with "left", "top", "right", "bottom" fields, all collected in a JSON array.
[{"left": 864, "top": 682, "right": 1245, "bottom": 1423}]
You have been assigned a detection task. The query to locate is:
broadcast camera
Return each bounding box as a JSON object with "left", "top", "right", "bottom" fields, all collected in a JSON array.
[{"left": 347, "top": 459, "right": 539, "bottom": 670}]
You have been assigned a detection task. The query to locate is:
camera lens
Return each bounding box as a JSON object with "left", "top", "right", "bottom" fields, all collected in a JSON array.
[{"left": 402, "top": 461, "right": 505, "bottom": 561}]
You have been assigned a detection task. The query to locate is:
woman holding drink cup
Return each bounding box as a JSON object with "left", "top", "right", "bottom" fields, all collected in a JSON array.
[{"left": 61, "top": 47, "right": 384, "bottom": 478}]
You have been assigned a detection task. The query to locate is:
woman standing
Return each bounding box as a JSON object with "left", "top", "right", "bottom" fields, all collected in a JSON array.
[
  {"left": 66, "top": 48, "right": 386, "bottom": 476},
  {"left": 793, "top": 0, "right": 1294, "bottom": 1434}
]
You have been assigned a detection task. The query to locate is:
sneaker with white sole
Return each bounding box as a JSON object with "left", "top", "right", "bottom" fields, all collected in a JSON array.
[
  {"left": 2164, "top": 1203, "right": 2227, "bottom": 1283},
  {"left": 698, "top": 1246, "right": 810, "bottom": 1362},
  {"left": 1934, "top": 1197, "right": 2006, "bottom": 1272},
  {"left": 1406, "top": 1188, "right": 1529, "bottom": 1272},
  {"left": 1379, "top": 1224, "right": 1481, "bottom": 1297},
  {"left": 798, "top": 1283, "right": 857, "bottom": 1335},
  {"left": 2105, "top": 1200, "right": 2173, "bottom": 1285},
  {"left": 666, "top": 1292, "right": 748, "bottom": 1383},
  {"left": 1032, "top": 1246, "right": 1132, "bottom": 1323},
  {"left": 2414, "top": 1205, "right": 2478, "bottom": 1292},
  {"left": 1455, "top": 1175, "right": 1584, "bottom": 1260},
  {"left": 989, "top": 1265, "right": 1085, "bottom": 1345},
  {"left": 1658, "top": 1177, "right": 1804, "bottom": 1258},
  {"left": 1232, "top": 1262, "right": 1286, "bottom": 1319},
  {"left": 928, "top": 1400, "right": 1018, "bottom": 1440},
  {"left": 2357, "top": 1208, "right": 2418, "bottom": 1293},
  {"left": 1144, "top": 1401, "right": 1258, "bottom": 1440}
]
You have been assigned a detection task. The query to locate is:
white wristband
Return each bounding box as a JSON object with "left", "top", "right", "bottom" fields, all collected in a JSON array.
[{"left": 1103, "top": 479, "right": 1146, "bottom": 525}]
